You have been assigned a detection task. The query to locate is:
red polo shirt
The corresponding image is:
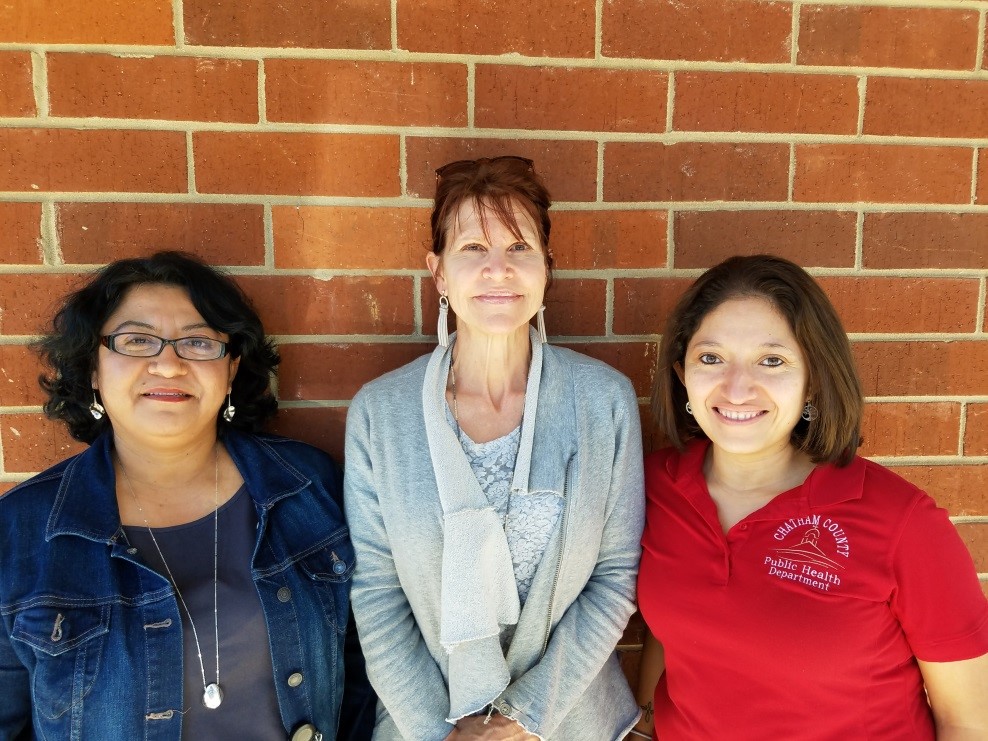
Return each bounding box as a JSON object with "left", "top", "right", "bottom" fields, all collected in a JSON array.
[{"left": 639, "top": 441, "right": 988, "bottom": 740}]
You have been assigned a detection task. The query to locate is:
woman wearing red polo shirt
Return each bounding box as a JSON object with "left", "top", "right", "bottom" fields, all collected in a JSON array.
[{"left": 631, "top": 255, "right": 988, "bottom": 740}]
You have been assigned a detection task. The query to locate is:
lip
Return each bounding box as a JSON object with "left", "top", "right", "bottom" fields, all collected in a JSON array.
[
  {"left": 140, "top": 388, "right": 195, "bottom": 402},
  {"left": 714, "top": 407, "right": 766, "bottom": 423},
  {"left": 474, "top": 292, "right": 522, "bottom": 304}
]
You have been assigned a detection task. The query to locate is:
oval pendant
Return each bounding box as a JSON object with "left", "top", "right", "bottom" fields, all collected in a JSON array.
[{"left": 203, "top": 682, "right": 223, "bottom": 709}]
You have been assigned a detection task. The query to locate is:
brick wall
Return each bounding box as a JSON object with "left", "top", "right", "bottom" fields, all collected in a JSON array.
[{"left": 1, "top": 0, "right": 986, "bottom": 674}]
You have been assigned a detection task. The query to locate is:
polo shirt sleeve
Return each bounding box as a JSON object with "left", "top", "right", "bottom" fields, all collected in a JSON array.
[{"left": 890, "top": 492, "right": 988, "bottom": 663}]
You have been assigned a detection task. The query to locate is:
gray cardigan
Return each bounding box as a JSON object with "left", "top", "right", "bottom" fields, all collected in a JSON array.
[{"left": 344, "top": 335, "right": 645, "bottom": 740}]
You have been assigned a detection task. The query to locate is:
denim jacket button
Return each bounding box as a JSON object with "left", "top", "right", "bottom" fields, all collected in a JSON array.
[
  {"left": 277, "top": 587, "right": 292, "bottom": 602},
  {"left": 287, "top": 672, "right": 304, "bottom": 687},
  {"left": 291, "top": 724, "right": 319, "bottom": 741}
]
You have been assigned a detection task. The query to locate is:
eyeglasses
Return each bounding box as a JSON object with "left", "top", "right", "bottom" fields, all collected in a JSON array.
[
  {"left": 435, "top": 155, "right": 535, "bottom": 183},
  {"left": 101, "top": 333, "right": 228, "bottom": 361}
]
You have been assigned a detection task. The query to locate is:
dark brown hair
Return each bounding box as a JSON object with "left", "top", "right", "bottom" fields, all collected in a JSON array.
[
  {"left": 431, "top": 156, "right": 554, "bottom": 283},
  {"left": 652, "top": 254, "right": 863, "bottom": 466}
]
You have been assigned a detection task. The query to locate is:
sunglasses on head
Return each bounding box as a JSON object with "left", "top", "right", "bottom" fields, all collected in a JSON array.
[{"left": 435, "top": 155, "right": 535, "bottom": 183}]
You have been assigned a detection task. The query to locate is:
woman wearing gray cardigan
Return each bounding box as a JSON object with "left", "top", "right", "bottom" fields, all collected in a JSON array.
[{"left": 344, "top": 156, "right": 645, "bottom": 740}]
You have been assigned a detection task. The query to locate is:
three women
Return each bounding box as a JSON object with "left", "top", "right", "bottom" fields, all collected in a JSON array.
[
  {"left": 344, "top": 156, "right": 645, "bottom": 739},
  {"left": 0, "top": 253, "right": 373, "bottom": 739}
]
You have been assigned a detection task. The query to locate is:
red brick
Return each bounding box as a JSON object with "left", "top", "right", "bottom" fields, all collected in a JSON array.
[
  {"left": 603, "top": 0, "right": 791, "bottom": 62},
  {"left": 0, "top": 274, "right": 86, "bottom": 336},
  {"left": 266, "top": 407, "right": 347, "bottom": 462},
  {"left": 816, "top": 277, "right": 979, "bottom": 334},
  {"left": 854, "top": 342, "right": 988, "bottom": 398},
  {"left": 561, "top": 342, "right": 657, "bottom": 397},
  {"left": 279, "top": 343, "right": 430, "bottom": 401},
  {"left": 475, "top": 66, "right": 667, "bottom": 133},
  {"left": 891, "top": 466, "right": 986, "bottom": 516},
  {"left": 675, "top": 72, "right": 857, "bottom": 135},
  {"left": 194, "top": 133, "right": 399, "bottom": 197},
  {"left": 798, "top": 6, "right": 978, "bottom": 70},
  {"left": 0, "top": 345, "right": 46, "bottom": 407},
  {"left": 405, "top": 138, "right": 598, "bottom": 202},
  {"left": 0, "top": 52, "right": 35, "bottom": 116},
  {"left": 965, "top": 404, "right": 988, "bottom": 456},
  {"left": 0, "top": 203, "right": 42, "bottom": 265},
  {"left": 612, "top": 278, "right": 695, "bottom": 336},
  {"left": 863, "top": 213, "right": 988, "bottom": 270},
  {"left": 794, "top": 145, "right": 971, "bottom": 204},
  {"left": 48, "top": 54, "right": 257, "bottom": 123},
  {"left": 674, "top": 210, "right": 856, "bottom": 268},
  {"left": 865, "top": 77, "right": 988, "bottom": 139},
  {"left": 859, "top": 402, "right": 960, "bottom": 458},
  {"left": 421, "top": 279, "right": 607, "bottom": 339},
  {"left": 0, "top": 129, "right": 186, "bottom": 193},
  {"left": 605, "top": 142, "right": 789, "bottom": 202},
  {"left": 0, "top": 413, "right": 85, "bottom": 474},
  {"left": 0, "top": 482, "right": 18, "bottom": 496},
  {"left": 398, "top": 0, "right": 594, "bottom": 56},
  {"left": 57, "top": 203, "right": 265, "bottom": 266},
  {"left": 552, "top": 211, "right": 667, "bottom": 270},
  {"left": 955, "top": 522, "right": 987, "bottom": 572},
  {"left": 273, "top": 206, "right": 430, "bottom": 271},
  {"left": 978, "top": 150, "right": 988, "bottom": 205},
  {"left": 266, "top": 60, "right": 466, "bottom": 127},
  {"left": 184, "top": 0, "right": 389, "bottom": 49},
  {"left": 240, "top": 276, "right": 414, "bottom": 336},
  {"left": 0, "top": 0, "right": 173, "bottom": 44}
]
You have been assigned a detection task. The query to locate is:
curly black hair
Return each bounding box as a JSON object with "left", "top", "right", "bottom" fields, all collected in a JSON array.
[{"left": 36, "top": 251, "right": 279, "bottom": 443}]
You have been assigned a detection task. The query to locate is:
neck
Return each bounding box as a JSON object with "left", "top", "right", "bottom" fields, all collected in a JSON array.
[
  {"left": 451, "top": 325, "right": 532, "bottom": 407},
  {"left": 705, "top": 442, "right": 814, "bottom": 498}
]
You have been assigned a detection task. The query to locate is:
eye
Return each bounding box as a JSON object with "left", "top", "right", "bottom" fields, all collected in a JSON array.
[
  {"left": 510, "top": 242, "right": 531, "bottom": 251},
  {"left": 121, "top": 333, "right": 154, "bottom": 346},
  {"left": 698, "top": 353, "right": 721, "bottom": 365},
  {"left": 760, "top": 356, "right": 785, "bottom": 367},
  {"left": 461, "top": 242, "right": 485, "bottom": 252}
]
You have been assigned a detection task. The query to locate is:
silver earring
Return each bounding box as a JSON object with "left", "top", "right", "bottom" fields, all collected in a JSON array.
[
  {"left": 222, "top": 393, "right": 236, "bottom": 422},
  {"left": 801, "top": 402, "right": 818, "bottom": 422},
  {"left": 536, "top": 305, "right": 547, "bottom": 343},
  {"left": 437, "top": 293, "right": 450, "bottom": 347},
  {"left": 685, "top": 401, "right": 693, "bottom": 415},
  {"left": 89, "top": 393, "right": 105, "bottom": 420}
]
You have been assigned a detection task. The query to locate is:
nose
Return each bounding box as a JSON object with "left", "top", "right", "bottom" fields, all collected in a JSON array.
[
  {"left": 147, "top": 344, "right": 188, "bottom": 377},
  {"left": 720, "top": 364, "right": 756, "bottom": 403},
  {"left": 483, "top": 249, "right": 510, "bottom": 280}
]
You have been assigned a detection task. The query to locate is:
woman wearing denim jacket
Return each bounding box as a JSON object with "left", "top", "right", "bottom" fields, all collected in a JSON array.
[
  {"left": 0, "top": 252, "right": 374, "bottom": 740},
  {"left": 344, "top": 157, "right": 645, "bottom": 740}
]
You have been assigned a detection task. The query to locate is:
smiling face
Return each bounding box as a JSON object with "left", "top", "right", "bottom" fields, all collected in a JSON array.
[
  {"left": 427, "top": 198, "right": 548, "bottom": 341},
  {"left": 679, "top": 296, "right": 809, "bottom": 460},
  {"left": 92, "top": 283, "right": 239, "bottom": 449}
]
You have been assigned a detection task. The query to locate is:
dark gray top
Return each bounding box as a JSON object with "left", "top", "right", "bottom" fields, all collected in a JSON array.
[{"left": 125, "top": 486, "right": 284, "bottom": 740}]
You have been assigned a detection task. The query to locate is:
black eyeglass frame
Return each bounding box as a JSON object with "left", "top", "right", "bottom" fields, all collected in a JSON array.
[
  {"left": 100, "top": 332, "right": 229, "bottom": 361},
  {"left": 435, "top": 155, "right": 535, "bottom": 183}
]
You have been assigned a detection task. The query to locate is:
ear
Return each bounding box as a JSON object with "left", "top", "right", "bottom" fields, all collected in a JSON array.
[
  {"left": 673, "top": 361, "right": 686, "bottom": 385},
  {"left": 425, "top": 252, "right": 446, "bottom": 294},
  {"left": 228, "top": 356, "right": 240, "bottom": 391}
]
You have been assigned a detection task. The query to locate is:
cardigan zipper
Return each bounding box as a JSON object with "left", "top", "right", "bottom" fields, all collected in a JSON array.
[{"left": 539, "top": 460, "right": 571, "bottom": 659}]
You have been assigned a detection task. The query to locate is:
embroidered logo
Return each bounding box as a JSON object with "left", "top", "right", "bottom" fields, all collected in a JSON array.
[{"left": 763, "top": 516, "right": 850, "bottom": 593}]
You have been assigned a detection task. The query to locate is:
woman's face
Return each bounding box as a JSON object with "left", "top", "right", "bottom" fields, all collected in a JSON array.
[
  {"left": 426, "top": 198, "right": 548, "bottom": 341},
  {"left": 92, "top": 283, "right": 239, "bottom": 448},
  {"left": 679, "top": 296, "right": 809, "bottom": 460}
]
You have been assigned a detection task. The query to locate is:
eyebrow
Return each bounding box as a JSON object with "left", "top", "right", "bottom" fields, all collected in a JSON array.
[
  {"left": 692, "top": 340, "right": 796, "bottom": 351},
  {"left": 107, "top": 320, "right": 214, "bottom": 334}
]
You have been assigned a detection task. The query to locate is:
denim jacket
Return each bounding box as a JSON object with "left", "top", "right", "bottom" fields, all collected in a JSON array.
[{"left": 0, "top": 429, "right": 374, "bottom": 740}]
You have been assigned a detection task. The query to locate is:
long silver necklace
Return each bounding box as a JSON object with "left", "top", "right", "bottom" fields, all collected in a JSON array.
[
  {"left": 449, "top": 362, "right": 515, "bottom": 529},
  {"left": 119, "top": 448, "right": 223, "bottom": 710}
]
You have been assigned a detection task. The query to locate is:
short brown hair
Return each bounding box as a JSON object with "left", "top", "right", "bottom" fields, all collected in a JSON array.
[
  {"left": 652, "top": 254, "right": 863, "bottom": 466},
  {"left": 431, "top": 156, "right": 554, "bottom": 282}
]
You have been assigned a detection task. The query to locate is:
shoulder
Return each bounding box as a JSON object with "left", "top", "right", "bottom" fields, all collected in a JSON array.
[
  {"left": 0, "top": 453, "right": 77, "bottom": 511},
  {"left": 543, "top": 344, "right": 636, "bottom": 400},
  {"left": 351, "top": 351, "right": 431, "bottom": 410},
  {"left": 231, "top": 430, "right": 340, "bottom": 477}
]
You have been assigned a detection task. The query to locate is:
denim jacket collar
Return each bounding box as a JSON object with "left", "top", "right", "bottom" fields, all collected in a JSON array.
[{"left": 46, "top": 429, "right": 312, "bottom": 545}]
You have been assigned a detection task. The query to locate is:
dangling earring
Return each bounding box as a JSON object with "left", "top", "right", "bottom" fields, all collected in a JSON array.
[
  {"left": 222, "top": 393, "right": 236, "bottom": 422},
  {"left": 89, "top": 392, "right": 105, "bottom": 420},
  {"left": 536, "top": 305, "right": 547, "bottom": 344},
  {"left": 801, "top": 402, "right": 818, "bottom": 422},
  {"left": 437, "top": 293, "right": 450, "bottom": 348},
  {"left": 685, "top": 401, "right": 693, "bottom": 415}
]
